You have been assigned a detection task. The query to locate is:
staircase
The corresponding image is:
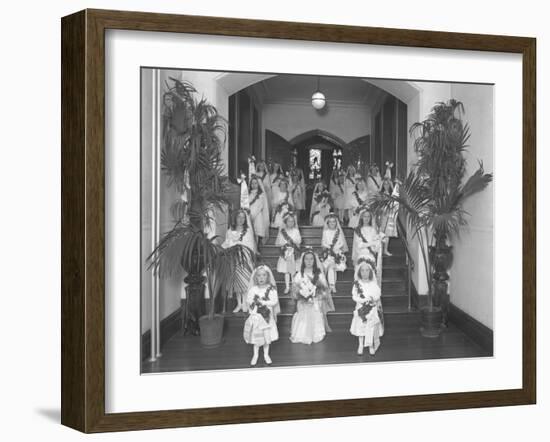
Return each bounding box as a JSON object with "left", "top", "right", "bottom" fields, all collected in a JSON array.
[{"left": 227, "top": 225, "right": 417, "bottom": 331}]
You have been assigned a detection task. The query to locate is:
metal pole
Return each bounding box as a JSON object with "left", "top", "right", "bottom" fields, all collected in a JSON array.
[
  {"left": 148, "top": 69, "right": 160, "bottom": 362},
  {"left": 154, "top": 69, "right": 162, "bottom": 358}
]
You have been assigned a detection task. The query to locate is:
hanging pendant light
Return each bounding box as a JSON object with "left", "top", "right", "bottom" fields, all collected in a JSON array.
[{"left": 311, "top": 76, "right": 326, "bottom": 110}]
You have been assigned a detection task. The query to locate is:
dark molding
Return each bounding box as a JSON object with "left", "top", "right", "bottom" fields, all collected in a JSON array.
[
  {"left": 410, "top": 280, "right": 420, "bottom": 310},
  {"left": 141, "top": 305, "right": 183, "bottom": 361},
  {"left": 448, "top": 303, "right": 494, "bottom": 355}
]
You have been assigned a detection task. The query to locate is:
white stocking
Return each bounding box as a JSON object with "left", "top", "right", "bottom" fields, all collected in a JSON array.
[
  {"left": 263, "top": 342, "right": 272, "bottom": 364},
  {"left": 251, "top": 344, "right": 259, "bottom": 365},
  {"left": 284, "top": 273, "right": 291, "bottom": 292},
  {"left": 327, "top": 268, "right": 336, "bottom": 287},
  {"left": 357, "top": 336, "right": 364, "bottom": 354}
]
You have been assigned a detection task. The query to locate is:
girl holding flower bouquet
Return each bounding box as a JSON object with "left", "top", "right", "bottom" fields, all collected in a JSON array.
[
  {"left": 330, "top": 171, "right": 346, "bottom": 223},
  {"left": 320, "top": 213, "right": 348, "bottom": 294},
  {"left": 378, "top": 177, "right": 399, "bottom": 256},
  {"left": 290, "top": 250, "right": 330, "bottom": 344},
  {"left": 310, "top": 189, "right": 332, "bottom": 227},
  {"left": 270, "top": 163, "right": 285, "bottom": 209},
  {"left": 255, "top": 161, "right": 272, "bottom": 213},
  {"left": 243, "top": 265, "right": 280, "bottom": 366},
  {"left": 350, "top": 259, "right": 384, "bottom": 355},
  {"left": 343, "top": 165, "right": 358, "bottom": 224},
  {"left": 271, "top": 178, "right": 294, "bottom": 229},
  {"left": 275, "top": 212, "right": 302, "bottom": 294},
  {"left": 290, "top": 167, "right": 306, "bottom": 222},
  {"left": 352, "top": 208, "right": 384, "bottom": 284},
  {"left": 348, "top": 177, "right": 370, "bottom": 229}
]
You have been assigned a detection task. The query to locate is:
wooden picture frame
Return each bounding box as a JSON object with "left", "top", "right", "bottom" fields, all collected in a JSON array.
[{"left": 61, "top": 8, "right": 536, "bottom": 433}]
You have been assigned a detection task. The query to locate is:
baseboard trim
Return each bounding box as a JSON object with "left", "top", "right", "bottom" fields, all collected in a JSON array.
[
  {"left": 410, "top": 280, "right": 420, "bottom": 310},
  {"left": 448, "top": 303, "right": 493, "bottom": 354},
  {"left": 141, "top": 304, "right": 183, "bottom": 361}
]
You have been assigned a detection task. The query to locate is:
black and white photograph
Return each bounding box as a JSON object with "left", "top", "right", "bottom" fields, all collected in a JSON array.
[{"left": 140, "top": 69, "right": 494, "bottom": 373}]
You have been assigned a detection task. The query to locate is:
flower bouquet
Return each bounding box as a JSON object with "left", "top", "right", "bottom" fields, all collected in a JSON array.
[
  {"left": 357, "top": 299, "right": 376, "bottom": 323},
  {"left": 297, "top": 277, "right": 316, "bottom": 303},
  {"left": 251, "top": 294, "right": 271, "bottom": 322},
  {"left": 319, "top": 248, "right": 346, "bottom": 271},
  {"left": 280, "top": 244, "right": 295, "bottom": 260}
]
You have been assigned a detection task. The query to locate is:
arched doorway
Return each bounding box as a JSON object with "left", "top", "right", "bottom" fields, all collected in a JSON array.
[{"left": 289, "top": 129, "right": 346, "bottom": 222}]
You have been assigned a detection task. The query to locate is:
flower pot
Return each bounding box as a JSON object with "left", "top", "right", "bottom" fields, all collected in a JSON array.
[
  {"left": 420, "top": 306, "right": 443, "bottom": 338},
  {"left": 199, "top": 314, "right": 225, "bottom": 348},
  {"left": 183, "top": 273, "right": 206, "bottom": 336},
  {"left": 431, "top": 244, "right": 453, "bottom": 273}
]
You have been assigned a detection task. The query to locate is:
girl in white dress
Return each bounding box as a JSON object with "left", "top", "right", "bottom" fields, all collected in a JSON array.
[
  {"left": 329, "top": 169, "right": 339, "bottom": 202},
  {"left": 352, "top": 209, "right": 383, "bottom": 284},
  {"left": 348, "top": 177, "right": 370, "bottom": 229},
  {"left": 343, "top": 165, "right": 358, "bottom": 224},
  {"left": 366, "top": 164, "right": 382, "bottom": 195},
  {"left": 243, "top": 265, "right": 280, "bottom": 365},
  {"left": 255, "top": 161, "right": 272, "bottom": 213},
  {"left": 248, "top": 175, "right": 270, "bottom": 247},
  {"left": 349, "top": 260, "right": 384, "bottom": 355},
  {"left": 222, "top": 209, "right": 258, "bottom": 313},
  {"left": 379, "top": 178, "right": 399, "bottom": 256},
  {"left": 275, "top": 212, "right": 302, "bottom": 294},
  {"left": 330, "top": 171, "right": 346, "bottom": 222},
  {"left": 309, "top": 182, "right": 327, "bottom": 224},
  {"left": 310, "top": 190, "right": 332, "bottom": 226},
  {"left": 271, "top": 178, "right": 294, "bottom": 229},
  {"left": 290, "top": 250, "right": 330, "bottom": 344},
  {"left": 270, "top": 163, "right": 285, "bottom": 209},
  {"left": 290, "top": 169, "right": 305, "bottom": 222},
  {"left": 320, "top": 213, "right": 348, "bottom": 294}
]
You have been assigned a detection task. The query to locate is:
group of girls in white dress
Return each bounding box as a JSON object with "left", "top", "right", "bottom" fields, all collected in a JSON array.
[{"left": 227, "top": 159, "right": 399, "bottom": 363}]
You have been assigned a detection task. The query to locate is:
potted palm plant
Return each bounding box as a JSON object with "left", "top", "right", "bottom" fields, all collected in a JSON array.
[
  {"left": 371, "top": 99, "right": 492, "bottom": 337},
  {"left": 148, "top": 78, "right": 254, "bottom": 346}
]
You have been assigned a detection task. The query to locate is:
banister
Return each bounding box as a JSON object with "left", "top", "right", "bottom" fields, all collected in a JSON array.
[{"left": 396, "top": 217, "right": 415, "bottom": 311}]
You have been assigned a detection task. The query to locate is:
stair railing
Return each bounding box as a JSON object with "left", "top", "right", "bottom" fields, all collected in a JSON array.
[{"left": 396, "top": 217, "right": 415, "bottom": 311}]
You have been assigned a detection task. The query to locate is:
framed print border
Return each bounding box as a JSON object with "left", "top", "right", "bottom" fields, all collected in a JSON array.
[{"left": 61, "top": 8, "right": 536, "bottom": 433}]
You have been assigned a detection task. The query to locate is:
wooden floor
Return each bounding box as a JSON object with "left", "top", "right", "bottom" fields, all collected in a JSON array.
[{"left": 142, "top": 313, "right": 492, "bottom": 373}]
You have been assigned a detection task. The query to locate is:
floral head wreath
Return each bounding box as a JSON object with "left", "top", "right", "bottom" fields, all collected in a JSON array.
[
  {"left": 283, "top": 210, "right": 296, "bottom": 222},
  {"left": 278, "top": 177, "right": 289, "bottom": 187},
  {"left": 356, "top": 256, "right": 375, "bottom": 269},
  {"left": 324, "top": 211, "right": 338, "bottom": 222},
  {"left": 355, "top": 258, "right": 376, "bottom": 281}
]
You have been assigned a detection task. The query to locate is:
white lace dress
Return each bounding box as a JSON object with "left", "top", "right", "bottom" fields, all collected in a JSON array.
[
  {"left": 249, "top": 190, "right": 270, "bottom": 238},
  {"left": 289, "top": 271, "right": 328, "bottom": 344},
  {"left": 348, "top": 190, "right": 370, "bottom": 228},
  {"left": 349, "top": 279, "right": 384, "bottom": 349},
  {"left": 243, "top": 285, "right": 279, "bottom": 345}
]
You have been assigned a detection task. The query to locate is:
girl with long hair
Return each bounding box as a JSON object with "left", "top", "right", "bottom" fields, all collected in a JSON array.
[
  {"left": 290, "top": 250, "right": 331, "bottom": 344},
  {"left": 222, "top": 209, "right": 257, "bottom": 313},
  {"left": 350, "top": 260, "right": 384, "bottom": 355},
  {"left": 248, "top": 175, "right": 270, "bottom": 247},
  {"left": 320, "top": 213, "right": 348, "bottom": 294}
]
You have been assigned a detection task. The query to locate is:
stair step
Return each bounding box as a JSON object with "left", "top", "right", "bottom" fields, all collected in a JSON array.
[
  {"left": 264, "top": 236, "right": 354, "bottom": 247},
  {"left": 258, "top": 245, "right": 406, "bottom": 260},
  {"left": 274, "top": 293, "right": 409, "bottom": 314},
  {"left": 258, "top": 256, "right": 407, "bottom": 276},
  {"left": 269, "top": 226, "right": 354, "bottom": 237},
  {"left": 273, "top": 281, "right": 407, "bottom": 297},
  {"left": 223, "top": 309, "right": 420, "bottom": 331}
]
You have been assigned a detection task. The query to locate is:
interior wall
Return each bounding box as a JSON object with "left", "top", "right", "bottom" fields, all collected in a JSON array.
[
  {"left": 448, "top": 83, "right": 495, "bottom": 328},
  {"left": 406, "top": 82, "right": 452, "bottom": 295},
  {"left": 262, "top": 101, "right": 371, "bottom": 145},
  {"left": 141, "top": 69, "right": 186, "bottom": 334},
  {"left": 141, "top": 69, "right": 233, "bottom": 333}
]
